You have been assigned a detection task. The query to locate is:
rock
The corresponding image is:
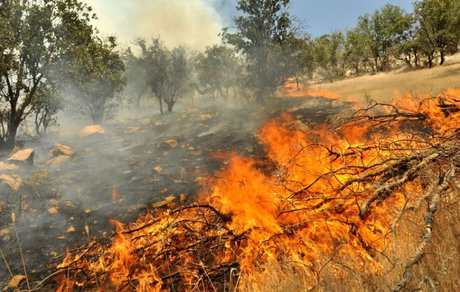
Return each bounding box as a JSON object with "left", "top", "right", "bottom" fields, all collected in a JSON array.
[
  {"left": 124, "top": 126, "right": 141, "bottom": 134},
  {"left": 198, "top": 113, "right": 213, "bottom": 121},
  {"left": 46, "top": 155, "right": 70, "bottom": 167},
  {"left": 7, "top": 148, "right": 34, "bottom": 164},
  {"left": 157, "top": 139, "right": 178, "bottom": 149},
  {"left": 154, "top": 121, "right": 167, "bottom": 127},
  {"left": 7, "top": 275, "right": 25, "bottom": 289},
  {"left": 0, "top": 174, "right": 22, "bottom": 191},
  {"left": 78, "top": 125, "right": 105, "bottom": 137},
  {"left": 153, "top": 166, "right": 163, "bottom": 173},
  {"left": 48, "top": 206, "right": 58, "bottom": 214},
  {"left": 151, "top": 195, "right": 176, "bottom": 209},
  {"left": 51, "top": 143, "right": 74, "bottom": 157},
  {"left": 0, "top": 161, "right": 18, "bottom": 171}
]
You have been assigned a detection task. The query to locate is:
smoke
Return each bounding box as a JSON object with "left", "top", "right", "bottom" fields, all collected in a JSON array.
[{"left": 84, "top": 0, "right": 234, "bottom": 50}]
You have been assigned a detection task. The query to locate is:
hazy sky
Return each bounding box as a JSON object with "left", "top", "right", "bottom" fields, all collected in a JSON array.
[{"left": 84, "top": 0, "right": 415, "bottom": 49}]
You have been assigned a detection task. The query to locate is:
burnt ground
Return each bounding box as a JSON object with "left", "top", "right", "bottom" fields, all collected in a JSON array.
[{"left": 0, "top": 97, "right": 350, "bottom": 290}]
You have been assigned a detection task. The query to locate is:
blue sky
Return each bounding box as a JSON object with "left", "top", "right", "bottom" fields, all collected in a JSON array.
[{"left": 288, "top": 0, "right": 414, "bottom": 37}]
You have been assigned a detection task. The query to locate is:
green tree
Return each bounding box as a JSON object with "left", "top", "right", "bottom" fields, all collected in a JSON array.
[
  {"left": 137, "top": 39, "right": 191, "bottom": 114},
  {"left": 222, "top": 0, "right": 304, "bottom": 103},
  {"left": 357, "top": 4, "right": 413, "bottom": 72},
  {"left": 0, "top": 0, "right": 96, "bottom": 148},
  {"left": 414, "top": 0, "right": 460, "bottom": 66},
  {"left": 313, "top": 32, "right": 347, "bottom": 82},
  {"left": 195, "top": 45, "right": 241, "bottom": 100},
  {"left": 64, "top": 36, "right": 125, "bottom": 123},
  {"left": 124, "top": 47, "right": 150, "bottom": 109},
  {"left": 30, "top": 82, "right": 63, "bottom": 136},
  {"left": 344, "top": 28, "right": 374, "bottom": 75}
]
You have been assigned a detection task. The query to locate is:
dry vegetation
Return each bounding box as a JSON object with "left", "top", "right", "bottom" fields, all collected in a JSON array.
[{"left": 310, "top": 56, "right": 460, "bottom": 103}]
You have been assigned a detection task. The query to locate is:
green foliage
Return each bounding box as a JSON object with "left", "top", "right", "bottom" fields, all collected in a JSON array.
[
  {"left": 414, "top": 0, "right": 460, "bottom": 66},
  {"left": 31, "top": 83, "right": 63, "bottom": 136},
  {"left": 0, "top": 0, "right": 97, "bottom": 147},
  {"left": 195, "top": 45, "right": 241, "bottom": 99},
  {"left": 223, "top": 0, "right": 306, "bottom": 102},
  {"left": 62, "top": 36, "right": 126, "bottom": 123},
  {"left": 312, "top": 32, "right": 347, "bottom": 82},
  {"left": 356, "top": 4, "right": 413, "bottom": 72},
  {"left": 136, "top": 39, "right": 192, "bottom": 114},
  {"left": 123, "top": 47, "right": 150, "bottom": 109},
  {"left": 344, "top": 28, "right": 373, "bottom": 75}
]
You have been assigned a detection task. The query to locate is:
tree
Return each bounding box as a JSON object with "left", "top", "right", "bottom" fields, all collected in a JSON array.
[
  {"left": 30, "top": 82, "right": 63, "bottom": 136},
  {"left": 195, "top": 45, "right": 241, "bottom": 100},
  {"left": 0, "top": 0, "right": 96, "bottom": 148},
  {"left": 124, "top": 47, "right": 150, "bottom": 109},
  {"left": 393, "top": 15, "right": 422, "bottom": 68},
  {"left": 344, "top": 28, "right": 373, "bottom": 75},
  {"left": 356, "top": 4, "right": 413, "bottom": 72},
  {"left": 137, "top": 39, "right": 191, "bottom": 114},
  {"left": 312, "top": 32, "right": 347, "bottom": 82},
  {"left": 414, "top": 0, "right": 460, "bottom": 66},
  {"left": 222, "top": 0, "right": 304, "bottom": 103},
  {"left": 64, "top": 36, "right": 125, "bottom": 123}
]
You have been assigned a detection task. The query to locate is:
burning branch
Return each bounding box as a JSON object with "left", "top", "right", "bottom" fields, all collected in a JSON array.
[{"left": 51, "top": 91, "right": 459, "bottom": 291}]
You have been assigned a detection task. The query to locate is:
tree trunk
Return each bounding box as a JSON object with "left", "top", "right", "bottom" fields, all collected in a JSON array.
[
  {"left": 440, "top": 50, "right": 445, "bottom": 65},
  {"left": 5, "top": 119, "right": 20, "bottom": 149},
  {"left": 158, "top": 97, "right": 164, "bottom": 114},
  {"left": 167, "top": 101, "right": 174, "bottom": 113},
  {"left": 414, "top": 49, "right": 419, "bottom": 68},
  {"left": 428, "top": 54, "right": 433, "bottom": 68}
]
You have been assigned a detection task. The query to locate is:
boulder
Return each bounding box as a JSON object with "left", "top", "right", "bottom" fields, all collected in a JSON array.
[
  {"left": 78, "top": 125, "right": 105, "bottom": 137},
  {"left": 0, "top": 161, "right": 19, "bottom": 171},
  {"left": 51, "top": 143, "right": 74, "bottom": 157},
  {"left": 7, "top": 148, "right": 34, "bottom": 164},
  {"left": 0, "top": 174, "right": 22, "bottom": 191},
  {"left": 46, "top": 155, "right": 71, "bottom": 167}
]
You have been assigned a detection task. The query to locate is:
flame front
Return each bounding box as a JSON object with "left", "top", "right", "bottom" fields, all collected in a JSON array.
[{"left": 55, "top": 89, "right": 460, "bottom": 291}]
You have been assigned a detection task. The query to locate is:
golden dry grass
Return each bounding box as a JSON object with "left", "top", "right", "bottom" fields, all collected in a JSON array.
[{"left": 310, "top": 62, "right": 460, "bottom": 103}]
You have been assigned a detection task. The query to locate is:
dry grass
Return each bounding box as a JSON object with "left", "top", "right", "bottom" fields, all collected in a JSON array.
[{"left": 310, "top": 61, "right": 460, "bottom": 103}]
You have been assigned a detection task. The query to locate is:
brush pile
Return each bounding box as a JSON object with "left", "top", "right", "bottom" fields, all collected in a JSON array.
[{"left": 54, "top": 89, "right": 460, "bottom": 291}]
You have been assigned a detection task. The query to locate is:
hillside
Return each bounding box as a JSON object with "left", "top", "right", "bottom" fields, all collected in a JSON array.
[{"left": 309, "top": 59, "right": 460, "bottom": 104}]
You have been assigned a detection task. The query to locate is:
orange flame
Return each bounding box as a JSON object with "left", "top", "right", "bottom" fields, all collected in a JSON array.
[
  {"left": 55, "top": 88, "right": 460, "bottom": 291},
  {"left": 277, "top": 79, "right": 357, "bottom": 102}
]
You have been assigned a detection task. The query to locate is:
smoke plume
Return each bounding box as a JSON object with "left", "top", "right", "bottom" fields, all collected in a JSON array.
[{"left": 84, "top": 0, "right": 233, "bottom": 50}]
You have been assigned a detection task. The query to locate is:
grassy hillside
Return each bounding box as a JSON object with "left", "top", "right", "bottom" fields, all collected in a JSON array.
[{"left": 310, "top": 58, "right": 460, "bottom": 103}]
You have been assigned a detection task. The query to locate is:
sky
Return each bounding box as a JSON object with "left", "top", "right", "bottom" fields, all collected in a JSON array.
[
  {"left": 289, "top": 0, "right": 414, "bottom": 37},
  {"left": 83, "top": 0, "right": 415, "bottom": 50}
]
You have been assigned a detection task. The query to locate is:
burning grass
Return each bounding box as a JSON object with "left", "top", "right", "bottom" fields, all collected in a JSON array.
[{"left": 53, "top": 89, "right": 460, "bottom": 291}]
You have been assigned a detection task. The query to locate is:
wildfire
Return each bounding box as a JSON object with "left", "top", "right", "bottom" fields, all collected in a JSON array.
[
  {"left": 54, "top": 89, "right": 459, "bottom": 291},
  {"left": 277, "top": 78, "right": 356, "bottom": 102}
]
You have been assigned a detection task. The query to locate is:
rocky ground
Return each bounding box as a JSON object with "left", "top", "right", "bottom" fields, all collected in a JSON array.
[{"left": 0, "top": 97, "right": 349, "bottom": 290}]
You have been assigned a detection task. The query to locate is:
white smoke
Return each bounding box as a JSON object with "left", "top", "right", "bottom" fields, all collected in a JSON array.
[{"left": 84, "top": 0, "right": 233, "bottom": 50}]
